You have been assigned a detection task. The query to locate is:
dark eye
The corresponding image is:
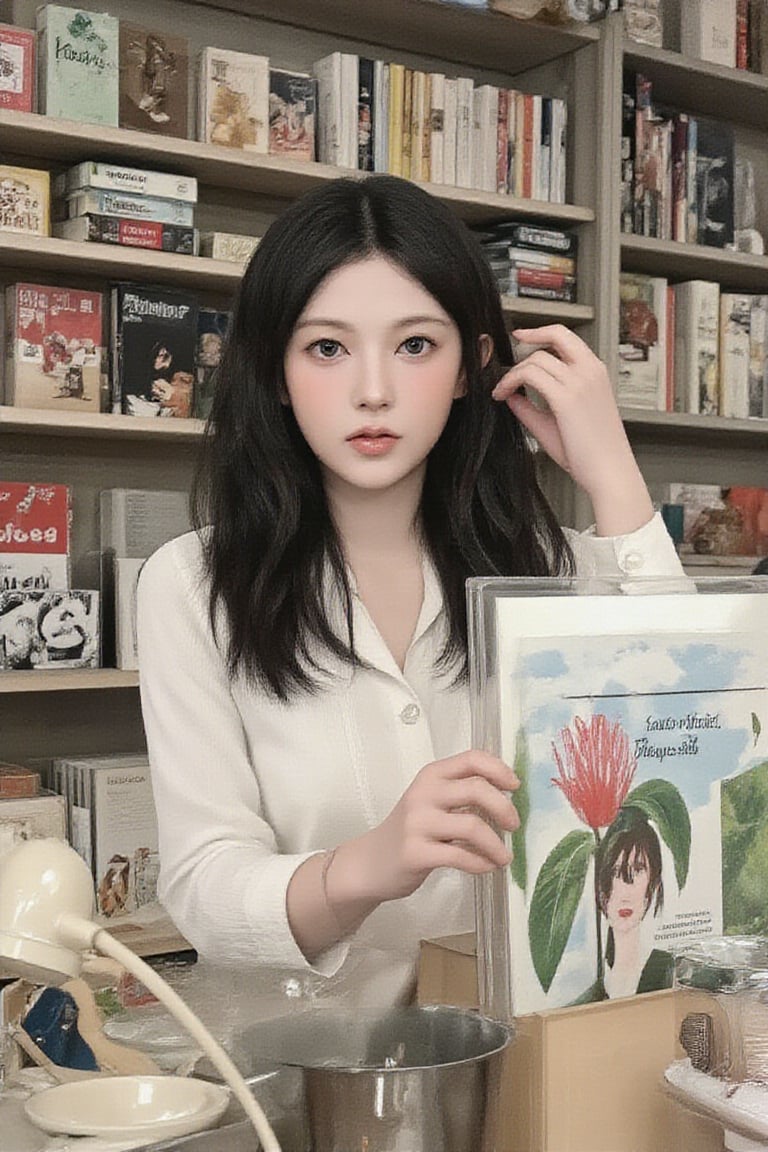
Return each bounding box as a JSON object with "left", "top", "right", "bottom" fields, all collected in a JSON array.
[
  {"left": 312, "top": 339, "right": 342, "bottom": 359},
  {"left": 400, "top": 336, "right": 432, "bottom": 356}
]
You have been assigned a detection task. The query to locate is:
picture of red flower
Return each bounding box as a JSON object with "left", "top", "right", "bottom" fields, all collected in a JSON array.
[{"left": 552, "top": 714, "right": 637, "bottom": 831}]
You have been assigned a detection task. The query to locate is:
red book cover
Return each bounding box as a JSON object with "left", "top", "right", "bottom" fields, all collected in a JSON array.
[
  {"left": 496, "top": 88, "right": 510, "bottom": 195},
  {"left": 0, "top": 483, "right": 71, "bottom": 555},
  {"left": 522, "top": 93, "right": 534, "bottom": 200},
  {"left": 6, "top": 283, "right": 103, "bottom": 412},
  {"left": 737, "top": 0, "right": 749, "bottom": 68},
  {"left": 0, "top": 482, "right": 71, "bottom": 594},
  {"left": 0, "top": 24, "right": 35, "bottom": 113}
]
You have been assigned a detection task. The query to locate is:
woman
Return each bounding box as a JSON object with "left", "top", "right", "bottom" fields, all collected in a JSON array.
[{"left": 137, "top": 175, "right": 685, "bottom": 1010}]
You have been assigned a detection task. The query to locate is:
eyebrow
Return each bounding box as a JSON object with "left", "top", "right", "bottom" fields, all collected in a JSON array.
[{"left": 294, "top": 315, "right": 451, "bottom": 331}]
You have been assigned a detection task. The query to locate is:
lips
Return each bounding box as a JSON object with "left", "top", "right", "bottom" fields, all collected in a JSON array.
[
  {"left": 347, "top": 427, "right": 400, "bottom": 456},
  {"left": 618, "top": 908, "right": 633, "bottom": 918}
]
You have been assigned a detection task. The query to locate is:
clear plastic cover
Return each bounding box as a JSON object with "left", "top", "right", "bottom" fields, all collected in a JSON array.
[{"left": 467, "top": 575, "right": 768, "bottom": 1022}]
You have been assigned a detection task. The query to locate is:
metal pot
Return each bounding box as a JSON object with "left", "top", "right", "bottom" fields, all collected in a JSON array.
[{"left": 239, "top": 1003, "right": 512, "bottom": 1152}]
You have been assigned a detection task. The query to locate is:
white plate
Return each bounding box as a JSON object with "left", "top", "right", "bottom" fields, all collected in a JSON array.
[{"left": 24, "top": 1075, "right": 230, "bottom": 1142}]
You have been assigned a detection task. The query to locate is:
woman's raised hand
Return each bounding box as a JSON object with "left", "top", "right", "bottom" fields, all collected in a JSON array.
[
  {"left": 491, "top": 325, "right": 654, "bottom": 536},
  {"left": 332, "top": 751, "right": 519, "bottom": 905}
]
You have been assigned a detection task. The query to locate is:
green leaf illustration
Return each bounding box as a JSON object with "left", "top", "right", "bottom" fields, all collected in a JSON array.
[
  {"left": 752, "top": 713, "right": 762, "bottom": 748},
  {"left": 510, "top": 726, "right": 530, "bottom": 891},
  {"left": 528, "top": 828, "right": 594, "bottom": 993},
  {"left": 623, "top": 778, "right": 691, "bottom": 890}
]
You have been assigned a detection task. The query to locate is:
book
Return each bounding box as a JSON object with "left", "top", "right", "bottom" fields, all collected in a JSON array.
[
  {"left": 719, "top": 293, "right": 752, "bottom": 419},
  {"left": 387, "top": 62, "right": 405, "bottom": 177},
  {"left": 115, "top": 557, "right": 146, "bottom": 671},
  {"left": 194, "top": 307, "right": 229, "bottom": 419},
  {"left": 373, "top": 60, "right": 389, "bottom": 174},
  {"left": 99, "top": 488, "right": 192, "bottom": 559},
  {"left": 5, "top": 283, "right": 103, "bottom": 412},
  {"left": 199, "top": 230, "right": 260, "bottom": 264},
  {"left": 618, "top": 272, "right": 668, "bottom": 411},
  {"left": 0, "top": 164, "right": 49, "bottom": 236},
  {"left": 59, "top": 189, "right": 194, "bottom": 226},
  {"left": 0, "top": 588, "right": 99, "bottom": 670},
  {"left": 314, "top": 51, "right": 357, "bottom": 168},
  {"left": 0, "top": 24, "right": 35, "bottom": 112},
  {"left": 681, "top": 0, "right": 738, "bottom": 66},
  {"left": 198, "top": 46, "right": 269, "bottom": 152},
  {"left": 673, "top": 280, "right": 720, "bottom": 414},
  {"left": 37, "top": 5, "right": 118, "bottom": 125},
  {"left": 695, "top": 119, "right": 735, "bottom": 248},
  {"left": 455, "top": 76, "right": 474, "bottom": 189},
  {"left": 53, "top": 161, "right": 197, "bottom": 203},
  {"left": 748, "top": 295, "right": 768, "bottom": 419},
  {"left": 358, "top": 57, "right": 374, "bottom": 172},
  {"left": 111, "top": 284, "right": 198, "bottom": 418},
  {"left": 472, "top": 84, "right": 499, "bottom": 194},
  {"left": 54, "top": 213, "right": 198, "bottom": 255},
  {"left": 0, "top": 791, "right": 66, "bottom": 858},
  {"left": 119, "top": 23, "right": 189, "bottom": 137},
  {"left": 268, "top": 69, "right": 315, "bottom": 160},
  {"left": 470, "top": 576, "right": 768, "bottom": 1016},
  {"left": 0, "top": 763, "right": 40, "bottom": 799},
  {"left": 661, "top": 482, "right": 768, "bottom": 557},
  {"left": 0, "top": 481, "right": 70, "bottom": 592}
]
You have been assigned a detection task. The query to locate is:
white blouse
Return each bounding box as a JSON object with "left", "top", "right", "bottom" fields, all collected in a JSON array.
[{"left": 136, "top": 513, "right": 686, "bottom": 1012}]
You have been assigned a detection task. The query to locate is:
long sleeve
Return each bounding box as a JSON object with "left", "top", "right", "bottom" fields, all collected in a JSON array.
[
  {"left": 564, "top": 510, "right": 687, "bottom": 581},
  {"left": 136, "top": 534, "right": 346, "bottom": 974}
]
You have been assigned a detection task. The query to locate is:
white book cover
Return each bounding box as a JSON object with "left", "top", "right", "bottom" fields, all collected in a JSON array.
[
  {"left": 681, "top": 0, "right": 737, "bottom": 67},
  {"left": 115, "top": 556, "right": 145, "bottom": 671},
  {"left": 0, "top": 792, "right": 66, "bottom": 859},
  {"left": 748, "top": 295, "right": 768, "bottom": 419},
  {"left": 719, "top": 293, "right": 751, "bottom": 419},
  {"left": 411, "top": 71, "right": 425, "bottom": 182},
  {"left": 673, "top": 280, "right": 720, "bottom": 414},
  {"left": 0, "top": 588, "right": 99, "bottom": 670},
  {"left": 471, "top": 84, "right": 497, "bottom": 194},
  {"left": 618, "top": 272, "right": 668, "bottom": 410},
  {"left": 443, "top": 78, "right": 458, "bottom": 187},
  {"left": 198, "top": 46, "right": 269, "bottom": 153},
  {"left": 471, "top": 579, "right": 768, "bottom": 1017},
  {"left": 88, "top": 759, "right": 159, "bottom": 918},
  {"left": 373, "top": 60, "right": 389, "bottom": 174},
  {"left": 100, "top": 488, "right": 191, "bottom": 559},
  {"left": 455, "top": 76, "right": 474, "bottom": 190},
  {"left": 314, "top": 52, "right": 357, "bottom": 168},
  {"left": 530, "top": 94, "right": 542, "bottom": 200},
  {"left": 550, "top": 98, "right": 567, "bottom": 204},
  {"left": 429, "top": 72, "right": 445, "bottom": 185}
]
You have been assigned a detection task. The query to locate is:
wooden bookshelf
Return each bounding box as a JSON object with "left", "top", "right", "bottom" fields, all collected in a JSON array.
[
  {"left": 621, "top": 234, "right": 768, "bottom": 293},
  {"left": 620, "top": 406, "right": 768, "bottom": 444},
  {"left": 0, "top": 405, "right": 206, "bottom": 441},
  {"left": 0, "top": 669, "right": 140, "bottom": 694}
]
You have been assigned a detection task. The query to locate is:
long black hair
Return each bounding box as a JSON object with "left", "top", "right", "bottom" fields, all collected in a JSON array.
[{"left": 192, "top": 175, "right": 573, "bottom": 699}]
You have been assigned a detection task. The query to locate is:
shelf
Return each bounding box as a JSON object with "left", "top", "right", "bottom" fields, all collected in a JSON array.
[
  {"left": 681, "top": 553, "right": 761, "bottom": 569},
  {"left": 500, "top": 296, "right": 594, "bottom": 324},
  {"left": 0, "top": 110, "right": 595, "bottom": 229},
  {"left": 0, "top": 669, "right": 139, "bottom": 694},
  {"left": 0, "top": 405, "right": 206, "bottom": 441},
  {"left": 191, "top": 0, "right": 599, "bottom": 73},
  {"left": 621, "top": 234, "right": 768, "bottom": 292},
  {"left": 621, "top": 406, "right": 768, "bottom": 445},
  {"left": 623, "top": 41, "right": 768, "bottom": 131},
  {"left": 0, "top": 231, "right": 242, "bottom": 293}
]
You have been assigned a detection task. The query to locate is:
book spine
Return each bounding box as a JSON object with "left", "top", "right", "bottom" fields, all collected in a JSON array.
[
  {"left": 719, "top": 293, "right": 752, "bottom": 418},
  {"left": 738, "top": 0, "right": 750, "bottom": 66},
  {"left": 429, "top": 72, "right": 445, "bottom": 185},
  {"left": 421, "top": 71, "right": 432, "bottom": 182},
  {"left": 496, "top": 89, "right": 510, "bottom": 196},
  {"left": 749, "top": 294, "right": 768, "bottom": 417},
  {"left": 341, "top": 53, "right": 359, "bottom": 168},
  {"left": 455, "top": 76, "right": 473, "bottom": 189},
  {"left": 54, "top": 162, "right": 198, "bottom": 202},
  {"left": 411, "top": 71, "right": 424, "bottom": 182},
  {"left": 56, "top": 215, "right": 198, "bottom": 254},
  {"left": 686, "top": 116, "right": 699, "bottom": 243},
  {"left": 507, "top": 247, "right": 576, "bottom": 273},
  {"left": 401, "top": 68, "right": 413, "bottom": 179},
  {"left": 539, "top": 95, "right": 552, "bottom": 203},
  {"left": 522, "top": 93, "right": 535, "bottom": 200},
  {"left": 373, "top": 60, "right": 389, "bottom": 174},
  {"left": 358, "top": 57, "right": 374, "bottom": 172},
  {"left": 64, "top": 190, "right": 195, "bottom": 226},
  {"left": 313, "top": 54, "right": 343, "bottom": 166},
  {"left": 443, "top": 78, "right": 457, "bottom": 186},
  {"left": 666, "top": 283, "right": 676, "bottom": 411},
  {"left": 388, "top": 63, "right": 405, "bottom": 177}
]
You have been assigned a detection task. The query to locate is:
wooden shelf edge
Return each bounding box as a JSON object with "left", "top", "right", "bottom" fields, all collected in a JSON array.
[
  {"left": 620, "top": 407, "right": 768, "bottom": 438},
  {"left": 0, "top": 109, "right": 594, "bottom": 227},
  {"left": 0, "top": 669, "right": 140, "bottom": 694},
  {"left": 0, "top": 405, "right": 206, "bottom": 441}
]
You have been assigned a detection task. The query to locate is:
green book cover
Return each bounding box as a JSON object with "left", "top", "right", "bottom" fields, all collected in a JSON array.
[{"left": 37, "top": 5, "right": 119, "bottom": 126}]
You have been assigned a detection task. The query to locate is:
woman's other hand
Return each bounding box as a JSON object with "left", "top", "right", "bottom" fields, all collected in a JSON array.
[{"left": 491, "top": 324, "right": 654, "bottom": 536}]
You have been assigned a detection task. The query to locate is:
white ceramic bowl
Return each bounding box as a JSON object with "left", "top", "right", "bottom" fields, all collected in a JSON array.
[{"left": 24, "top": 1075, "right": 230, "bottom": 1142}]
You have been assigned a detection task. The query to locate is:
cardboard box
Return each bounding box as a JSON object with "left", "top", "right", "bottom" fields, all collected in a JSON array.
[{"left": 418, "top": 933, "right": 723, "bottom": 1152}]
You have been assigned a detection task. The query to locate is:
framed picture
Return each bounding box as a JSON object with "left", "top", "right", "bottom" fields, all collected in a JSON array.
[{"left": 468, "top": 575, "right": 768, "bottom": 1020}]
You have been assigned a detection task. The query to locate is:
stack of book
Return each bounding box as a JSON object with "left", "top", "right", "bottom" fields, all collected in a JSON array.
[
  {"left": 476, "top": 221, "right": 578, "bottom": 302},
  {"left": 618, "top": 272, "right": 768, "bottom": 419},
  {"left": 0, "top": 481, "right": 100, "bottom": 671},
  {"left": 47, "top": 752, "right": 159, "bottom": 919},
  {"left": 52, "top": 161, "right": 199, "bottom": 255},
  {"left": 0, "top": 764, "right": 67, "bottom": 859}
]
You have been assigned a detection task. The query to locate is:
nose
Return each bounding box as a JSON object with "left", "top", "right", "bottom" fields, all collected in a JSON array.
[{"left": 351, "top": 351, "right": 394, "bottom": 410}]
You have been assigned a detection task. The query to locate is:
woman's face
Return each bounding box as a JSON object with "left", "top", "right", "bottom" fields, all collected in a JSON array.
[
  {"left": 283, "top": 255, "right": 464, "bottom": 503},
  {"left": 604, "top": 847, "right": 650, "bottom": 935}
]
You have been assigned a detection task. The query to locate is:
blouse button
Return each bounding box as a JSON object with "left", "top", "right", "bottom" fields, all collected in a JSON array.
[
  {"left": 621, "top": 550, "right": 645, "bottom": 572},
  {"left": 399, "top": 703, "right": 421, "bottom": 724}
]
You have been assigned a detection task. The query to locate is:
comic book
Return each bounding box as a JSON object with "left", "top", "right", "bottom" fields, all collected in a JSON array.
[
  {"left": 198, "top": 46, "right": 269, "bottom": 152},
  {"left": 0, "top": 481, "right": 70, "bottom": 592},
  {"left": 111, "top": 283, "right": 198, "bottom": 418},
  {"left": 119, "top": 22, "right": 189, "bottom": 138}
]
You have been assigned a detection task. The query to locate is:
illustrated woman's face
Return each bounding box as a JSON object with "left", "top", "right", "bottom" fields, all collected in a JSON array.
[
  {"left": 40, "top": 597, "right": 87, "bottom": 648},
  {"left": 605, "top": 847, "right": 650, "bottom": 935},
  {"left": 283, "top": 255, "right": 464, "bottom": 501}
]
